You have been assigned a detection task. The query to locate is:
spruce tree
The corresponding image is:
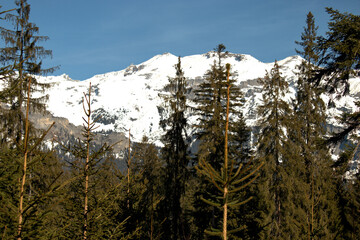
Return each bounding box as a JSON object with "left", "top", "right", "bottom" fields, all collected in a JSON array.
[
  {"left": 332, "top": 144, "right": 360, "bottom": 239},
  {"left": 0, "top": 0, "right": 56, "bottom": 145},
  {"left": 290, "top": 12, "right": 341, "bottom": 239},
  {"left": 160, "top": 56, "right": 190, "bottom": 240},
  {"left": 0, "top": 5, "right": 16, "bottom": 142},
  {"left": 314, "top": 9, "right": 360, "bottom": 145},
  {"left": 334, "top": 145, "right": 360, "bottom": 239},
  {"left": 0, "top": 3, "right": 65, "bottom": 239},
  {"left": 344, "top": 173, "right": 360, "bottom": 239},
  {"left": 314, "top": 9, "right": 360, "bottom": 238},
  {"left": 316, "top": 8, "right": 360, "bottom": 97},
  {"left": 194, "top": 44, "right": 245, "bottom": 171},
  {"left": 115, "top": 131, "right": 145, "bottom": 239},
  {"left": 255, "top": 60, "right": 292, "bottom": 239},
  {"left": 132, "top": 136, "right": 163, "bottom": 240},
  {"left": 330, "top": 110, "right": 360, "bottom": 239},
  {"left": 0, "top": 68, "right": 62, "bottom": 240},
  {"left": 0, "top": 140, "right": 65, "bottom": 240}
]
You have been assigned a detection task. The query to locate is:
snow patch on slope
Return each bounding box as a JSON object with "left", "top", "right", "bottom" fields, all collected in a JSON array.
[{"left": 35, "top": 52, "right": 360, "bottom": 144}]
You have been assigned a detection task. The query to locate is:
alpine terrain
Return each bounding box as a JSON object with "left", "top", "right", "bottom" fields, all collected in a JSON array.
[{"left": 32, "top": 52, "right": 359, "bottom": 156}]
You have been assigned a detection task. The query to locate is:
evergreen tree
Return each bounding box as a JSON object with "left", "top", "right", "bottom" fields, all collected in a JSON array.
[
  {"left": 194, "top": 44, "right": 245, "bottom": 171},
  {"left": 290, "top": 12, "right": 341, "bottom": 239},
  {"left": 0, "top": 3, "right": 65, "bottom": 239},
  {"left": 196, "top": 63, "right": 262, "bottom": 240},
  {"left": 344, "top": 173, "right": 360, "bottom": 239},
  {"left": 193, "top": 44, "right": 254, "bottom": 239},
  {"left": 0, "top": 4, "right": 16, "bottom": 96},
  {"left": 159, "top": 56, "right": 190, "bottom": 240},
  {"left": 0, "top": 4, "right": 16, "bottom": 142},
  {"left": 0, "top": 0, "right": 57, "bottom": 145},
  {"left": 334, "top": 144, "right": 360, "bottom": 239},
  {"left": 314, "top": 9, "right": 360, "bottom": 238},
  {"left": 132, "top": 135, "right": 164, "bottom": 240},
  {"left": 57, "top": 83, "right": 128, "bottom": 239},
  {"left": 115, "top": 131, "right": 147, "bottom": 239},
  {"left": 0, "top": 67, "right": 62, "bottom": 240},
  {"left": 255, "top": 61, "right": 292, "bottom": 239},
  {"left": 314, "top": 9, "right": 360, "bottom": 146},
  {"left": 0, "top": 142, "right": 65, "bottom": 240},
  {"left": 316, "top": 8, "right": 360, "bottom": 98}
]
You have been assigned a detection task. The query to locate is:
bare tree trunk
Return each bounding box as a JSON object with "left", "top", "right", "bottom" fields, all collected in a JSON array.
[
  {"left": 83, "top": 83, "right": 92, "bottom": 240},
  {"left": 17, "top": 77, "right": 31, "bottom": 240},
  {"left": 222, "top": 64, "right": 231, "bottom": 240},
  {"left": 223, "top": 187, "right": 228, "bottom": 240}
]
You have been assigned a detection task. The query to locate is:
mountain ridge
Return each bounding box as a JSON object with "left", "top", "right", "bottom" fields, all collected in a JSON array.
[{"left": 30, "top": 51, "right": 359, "bottom": 149}]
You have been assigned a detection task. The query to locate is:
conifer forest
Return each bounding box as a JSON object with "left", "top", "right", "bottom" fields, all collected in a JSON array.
[{"left": 1, "top": 1, "right": 360, "bottom": 239}]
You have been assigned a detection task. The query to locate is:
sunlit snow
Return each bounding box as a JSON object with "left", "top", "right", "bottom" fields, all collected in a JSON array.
[{"left": 33, "top": 52, "right": 360, "bottom": 144}]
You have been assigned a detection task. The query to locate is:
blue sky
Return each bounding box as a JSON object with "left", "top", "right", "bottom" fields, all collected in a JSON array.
[{"left": 1, "top": 0, "right": 360, "bottom": 80}]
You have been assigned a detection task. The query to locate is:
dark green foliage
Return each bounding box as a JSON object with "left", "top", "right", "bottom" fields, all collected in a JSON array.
[
  {"left": 285, "top": 12, "right": 341, "bottom": 239},
  {"left": 347, "top": 174, "right": 360, "bottom": 240},
  {"left": 0, "top": 0, "right": 55, "bottom": 75},
  {"left": 316, "top": 8, "right": 360, "bottom": 97},
  {"left": 311, "top": 9, "right": 360, "bottom": 238},
  {"left": 1, "top": 5, "right": 360, "bottom": 239},
  {"left": 313, "top": 9, "right": 360, "bottom": 150},
  {"left": 295, "top": 12, "right": 320, "bottom": 66},
  {"left": 57, "top": 84, "right": 128, "bottom": 239},
  {"left": 0, "top": 133, "right": 65, "bottom": 239},
  {"left": 194, "top": 45, "right": 245, "bottom": 171},
  {"left": 0, "top": 4, "right": 65, "bottom": 239},
  {"left": 196, "top": 63, "right": 262, "bottom": 240},
  {"left": 256, "top": 60, "right": 291, "bottom": 168},
  {"left": 159, "top": 56, "right": 190, "bottom": 240},
  {"left": 54, "top": 158, "right": 130, "bottom": 240},
  {"left": 255, "top": 60, "right": 293, "bottom": 239},
  {"left": 331, "top": 144, "right": 360, "bottom": 239},
  {"left": 113, "top": 134, "right": 162, "bottom": 240},
  {"left": 193, "top": 45, "right": 256, "bottom": 239},
  {"left": 328, "top": 101, "right": 360, "bottom": 143},
  {"left": 0, "top": 0, "right": 56, "bottom": 145},
  {"left": 342, "top": 176, "right": 360, "bottom": 239},
  {"left": 131, "top": 136, "right": 164, "bottom": 240}
]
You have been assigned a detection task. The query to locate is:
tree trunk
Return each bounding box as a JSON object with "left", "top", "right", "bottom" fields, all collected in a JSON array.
[
  {"left": 222, "top": 64, "right": 231, "bottom": 240},
  {"left": 83, "top": 83, "right": 92, "bottom": 240},
  {"left": 17, "top": 77, "right": 31, "bottom": 240}
]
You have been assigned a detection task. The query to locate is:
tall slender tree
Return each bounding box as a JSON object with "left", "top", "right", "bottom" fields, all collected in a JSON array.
[
  {"left": 194, "top": 44, "right": 245, "bottom": 171},
  {"left": 132, "top": 135, "right": 163, "bottom": 240},
  {"left": 314, "top": 9, "right": 360, "bottom": 239},
  {"left": 192, "top": 44, "right": 252, "bottom": 238},
  {"left": 255, "top": 61, "right": 293, "bottom": 239},
  {"left": 160, "top": 56, "right": 190, "bottom": 240},
  {"left": 58, "top": 83, "right": 123, "bottom": 239},
  {"left": 196, "top": 64, "right": 262, "bottom": 240},
  {"left": 0, "top": 2, "right": 65, "bottom": 239},
  {"left": 0, "top": 0, "right": 57, "bottom": 145},
  {"left": 290, "top": 12, "right": 341, "bottom": 239}
]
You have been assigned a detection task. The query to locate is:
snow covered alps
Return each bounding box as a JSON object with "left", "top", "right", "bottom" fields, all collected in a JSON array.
[{"left": 35, "top": 51, "right": 360, "bottom": 147}]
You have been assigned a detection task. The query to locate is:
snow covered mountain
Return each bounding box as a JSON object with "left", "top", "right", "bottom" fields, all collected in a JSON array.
[{"left": 35, "top": 51, "right": 359, "bottom": 148}]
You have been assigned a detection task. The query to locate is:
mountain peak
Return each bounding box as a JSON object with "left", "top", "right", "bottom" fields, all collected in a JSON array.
[{"left": 35, "top": 52, "right": 358, "bottom": 144}]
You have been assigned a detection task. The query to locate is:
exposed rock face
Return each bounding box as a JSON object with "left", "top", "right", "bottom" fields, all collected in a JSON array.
[
  {"left": 2, "top": 52, "right": 359, "bottom": 162},
  {"left": 29, "top": 110, "right": 128, "bottom": 156}
]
